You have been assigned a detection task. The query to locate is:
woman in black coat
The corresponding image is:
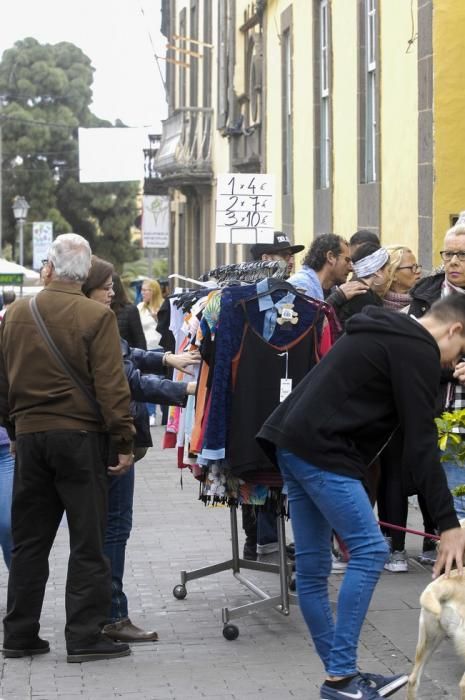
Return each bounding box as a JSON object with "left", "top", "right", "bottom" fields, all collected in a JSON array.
[
  {"left": 83, "top": 257, "right": 199, "bottom": 644},
  {"left": 111, "top": 274, "right": 147, "bottom": 350}
]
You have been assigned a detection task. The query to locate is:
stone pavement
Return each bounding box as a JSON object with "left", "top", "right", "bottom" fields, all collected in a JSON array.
[{"left": 0, "top": 425, "right": 463, "bottom": 699}]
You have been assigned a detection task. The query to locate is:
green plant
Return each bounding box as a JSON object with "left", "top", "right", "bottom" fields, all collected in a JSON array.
[{"left": 435, "top": 408, "right": 465, "bottom": 463}]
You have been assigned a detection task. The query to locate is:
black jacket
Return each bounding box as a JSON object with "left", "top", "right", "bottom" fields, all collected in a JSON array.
[
  {"left": 334, "top": 287, "right": 382, "bottom": 328},
  {"left": 115, "top": 304, "right": 147, "bottom": 350},
  {"left": 409, "top": 271, "right": 458, "bottom": 407},
  {"left": 257, "top": 307, "right": 458, "bottom": 533},
  {"left": 122, "top": 340, "right": 188, "bottom": 447},
  {"left": 408, "top": 272, "right": 444, "bottom": 318}
]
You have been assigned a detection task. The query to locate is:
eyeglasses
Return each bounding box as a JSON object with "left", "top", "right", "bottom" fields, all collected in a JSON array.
[
  {"left": 398, "top": 264, "right": 422, "bottom": 273},
  {"left": 440, "top": 250, "right": 465, "bottom": 262}
]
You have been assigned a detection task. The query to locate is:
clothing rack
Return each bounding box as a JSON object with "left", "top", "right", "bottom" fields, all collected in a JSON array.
[
  {"left": 169, "top": 266, "right": 328, "bottom": 638},
  {"left": 172, "top": 501, "right": 297, "bottom": 640}
]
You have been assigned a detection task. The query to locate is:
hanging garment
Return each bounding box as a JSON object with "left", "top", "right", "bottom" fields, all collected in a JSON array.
[{"left": 227, "top": 317, "right": 319, "bottom": 477}]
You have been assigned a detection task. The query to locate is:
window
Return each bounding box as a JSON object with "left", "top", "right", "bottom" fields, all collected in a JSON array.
[
  {"left": 178, "top": 8, "right": 187, "bottom": 108},
  {"left": 189, "top": 1, "right": 199, "bottom": 108},
  {"left": 320, "top": 0, "right": 330, "bottom": 188},
  {"left": 217, "top": 0, "right": 229, "bottom": 129},
  {"left": 365, "top": 0, "right": 376, "bottom": 182},
  {"left": 282, "top": 29, "right": 292, "bottom": 195}
]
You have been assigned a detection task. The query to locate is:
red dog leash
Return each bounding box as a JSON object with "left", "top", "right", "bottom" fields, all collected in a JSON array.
[{"left": 378, "top": 520, "right": 440, "bottom": 542}]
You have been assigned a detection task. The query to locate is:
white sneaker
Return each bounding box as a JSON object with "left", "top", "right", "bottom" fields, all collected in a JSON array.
[
  {"left": 331, "top": 552, "right": 348, "bottom": 574},
  {"left": 384, "top": 549, "right": 408, "bottom": 573},
  {"left": 149, "top": 415, "right": 155, "bottom": 427}
]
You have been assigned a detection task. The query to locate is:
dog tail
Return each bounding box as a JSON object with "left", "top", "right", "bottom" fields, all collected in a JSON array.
[
  {"left": 420, "top": 578, "right": 458, "bottom": 617},
  {"left": 419, "top": 588, "right": 442, "bottom": 617}
]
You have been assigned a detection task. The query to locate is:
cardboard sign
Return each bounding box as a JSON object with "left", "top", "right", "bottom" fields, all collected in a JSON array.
[{"left": 216, "top": 174, "right": 275, "bottom": 244}]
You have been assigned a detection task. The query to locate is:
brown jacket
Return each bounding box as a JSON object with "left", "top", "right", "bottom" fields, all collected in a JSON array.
[{"left": 0, "top": 281, "right": 134, "bottom": 454}]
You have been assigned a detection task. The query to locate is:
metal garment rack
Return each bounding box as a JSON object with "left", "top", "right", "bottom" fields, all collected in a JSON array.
[{"left": 172, "top": 503, "right": 297, "bottom": 640}]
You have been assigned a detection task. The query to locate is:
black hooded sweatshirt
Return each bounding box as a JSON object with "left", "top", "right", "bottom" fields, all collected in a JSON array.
[{"left": 257, "top": 307, "right": 459, "bottom": 533}]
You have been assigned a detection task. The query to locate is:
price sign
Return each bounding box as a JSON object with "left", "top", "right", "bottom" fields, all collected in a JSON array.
[
  {"left": 216, "top": 174, "right": 275, "bottom": 244},
  {"left": 32, "top": 222, "right": 53, "bottom": 270}
]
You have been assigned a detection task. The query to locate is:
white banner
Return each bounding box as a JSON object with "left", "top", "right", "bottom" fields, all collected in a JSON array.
[
  {"left": 142, "top": 195, "right": 170, "bottom": 248},
  {"left": 32, "top": 222, "right": 53, "bottom": 270},
  {"left": 78, "top": 127, "right": 156, "bottom": 183},
  {"left": 216, "top": 173, "right": 275, "bottom": 244}
]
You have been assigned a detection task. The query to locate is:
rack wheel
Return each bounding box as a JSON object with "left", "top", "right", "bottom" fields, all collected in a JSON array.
[
  {"left": 222, "top": 624, "right": 239, "bottom": 641},
  {"left": 173, "top": 584, "right": 187, "bottom": 600}
]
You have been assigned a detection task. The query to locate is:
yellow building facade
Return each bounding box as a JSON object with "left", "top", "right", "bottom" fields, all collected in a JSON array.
[{"left": 150, "top": 0, "right": 465, "bottom": 277}]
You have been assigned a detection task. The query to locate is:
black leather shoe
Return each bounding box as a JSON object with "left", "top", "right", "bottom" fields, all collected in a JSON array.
[
  {"left": 103, "top": 617, "right": 159, "bottom": 643},
  {"left": 3, "top": 637, "right": 50, "bottom": 658},
  {"left": 67, "top": 635, "right": 130, "bottom": 663}
]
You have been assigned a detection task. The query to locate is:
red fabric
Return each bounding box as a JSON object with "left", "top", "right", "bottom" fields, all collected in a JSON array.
[{"left": 162, "top": 431, "right": 177, "bottom": 449}]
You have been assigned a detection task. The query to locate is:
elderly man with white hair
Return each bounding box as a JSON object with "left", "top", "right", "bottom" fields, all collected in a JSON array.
[{"left": 0, "top": 233, "right": 135, "bottom": 663}]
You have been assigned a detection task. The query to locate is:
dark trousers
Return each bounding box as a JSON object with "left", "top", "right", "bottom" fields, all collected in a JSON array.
[
  {"left": 3, "top": 430, "right": 111, "bottom": 648},
  {"left": 104, "top": 466, "right": 135, "bottom": 622}
]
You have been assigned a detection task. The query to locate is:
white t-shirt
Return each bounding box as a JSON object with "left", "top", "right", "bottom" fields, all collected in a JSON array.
[{"left": 137, "top": 303, "right": 162, "bottom": 349}]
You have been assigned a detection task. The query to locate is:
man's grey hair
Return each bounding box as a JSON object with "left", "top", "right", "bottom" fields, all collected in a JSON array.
[{"left": 47, "top": 234, "right": 92, "bottom": 282}]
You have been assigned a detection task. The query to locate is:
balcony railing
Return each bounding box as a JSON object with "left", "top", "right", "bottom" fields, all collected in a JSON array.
[{"left": 153, "top": 107, "right": 213, "bottom": 185}]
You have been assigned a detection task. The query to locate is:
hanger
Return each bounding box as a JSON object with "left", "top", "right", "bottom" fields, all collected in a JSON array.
[
  {"left": 202, "top": 260, "right": 288, "bottom": 285},
  {"left": 168, "top": 273, "right": 211, "bottom": 288},
  {"left": 235, "top": 275, "right": 324, "bottom": 307}
]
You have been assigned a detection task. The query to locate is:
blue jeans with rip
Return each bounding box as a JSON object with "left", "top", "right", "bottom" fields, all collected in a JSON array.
[
  {"left": 277, "top": 448, "right": 389, "bottom": 677},
  {"left": 104, "top": 466, "right": 135, "bottom": 622},
  {"left": 0, "top": 444, "right": 14, "bottom": 569}
]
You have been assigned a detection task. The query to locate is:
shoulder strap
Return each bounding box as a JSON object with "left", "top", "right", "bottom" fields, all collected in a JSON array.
[{"left": 29, "top": 296, "right": 103, "bottom": 421}]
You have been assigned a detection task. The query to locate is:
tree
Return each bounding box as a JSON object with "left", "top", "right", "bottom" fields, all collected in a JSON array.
[{"left": 0, "top": 37, "right": 141, "bottom": 267}]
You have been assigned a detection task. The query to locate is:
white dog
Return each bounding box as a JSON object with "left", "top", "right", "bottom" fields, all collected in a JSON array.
[{"left": 407, "top": 569, "right": 465, "bottom": 698}]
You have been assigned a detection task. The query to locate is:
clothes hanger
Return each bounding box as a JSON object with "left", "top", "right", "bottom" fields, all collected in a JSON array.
[
  {"left": 236, "top": 275, "right": 324, "bottom": 308},
  {"left": 168, "top": 273, "right": 212, "bottom": 288}
]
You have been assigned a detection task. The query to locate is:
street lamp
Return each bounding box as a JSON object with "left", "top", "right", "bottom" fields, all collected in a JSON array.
[{"left": 12, "top": 196, "right": 29, "bottom": 267}]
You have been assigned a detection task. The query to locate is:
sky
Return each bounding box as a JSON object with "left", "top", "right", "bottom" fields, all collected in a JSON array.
[{"left": 0, "top": 0, "right": 168, "bottom": 131}]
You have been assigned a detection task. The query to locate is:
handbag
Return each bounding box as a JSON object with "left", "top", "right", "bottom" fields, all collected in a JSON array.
[{"left": 29, "top": 296, "right": 104, "bottom": 422}]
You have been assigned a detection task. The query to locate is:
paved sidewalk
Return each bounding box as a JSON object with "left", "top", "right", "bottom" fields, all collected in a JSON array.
[{"left": 0, "top": 426, "right": 462, "bottom": 699}]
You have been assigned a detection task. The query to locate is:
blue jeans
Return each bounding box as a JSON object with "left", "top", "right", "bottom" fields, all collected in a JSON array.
[
  {"left": 104, "top": 466, "right": 135, "bottom": 622},
  {"left": 0, "top": 444, "right": 14, "bottom": 568},
  {"left": 443, "top": 460, "right": 465, "bottom": 519},
  {"left": 277, "top": 449, "right": 389, "bottom": 677}
]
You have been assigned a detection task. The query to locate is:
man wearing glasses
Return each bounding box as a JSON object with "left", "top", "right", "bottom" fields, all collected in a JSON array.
[{"left": 409, "top": 218, "right": 465, "bottom": 561}]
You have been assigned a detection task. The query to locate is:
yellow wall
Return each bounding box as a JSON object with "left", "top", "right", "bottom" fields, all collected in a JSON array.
[
  {"left": 380, "top": 0, "right": 419, "bottom": 253},
  {"left": 433, "top": 0, "right": 465, "bottom": 257},
  {"left": 332, "top": 0, "right": 358, "bottom": 240},
  {"left": 291, "top": 0, "right": 314, "bottom": 250},
  {"left": 264, "top": 0, "right": 313, "bottom": 251}
]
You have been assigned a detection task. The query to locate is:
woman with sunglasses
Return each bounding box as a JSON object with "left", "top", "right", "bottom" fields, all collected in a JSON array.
[{"left": 382, "top": 246, "right": 422, "bottom": 311}]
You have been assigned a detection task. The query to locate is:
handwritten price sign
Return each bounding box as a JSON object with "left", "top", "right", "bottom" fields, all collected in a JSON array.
[{"left": 216, "top": 173, "right": 275, "bottom": 244}]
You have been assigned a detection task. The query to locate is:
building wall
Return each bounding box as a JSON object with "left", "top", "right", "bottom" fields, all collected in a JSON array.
[
  {"left": 291, "top": 1, "right": 313, "bottom": 250},
  {"left": 433, "top": 0, "right": 465, "bottom": 258},
  {"left": 161, "top": 0, "right": 457, "bottom": 274},
  {"left": 379, "top": 0, "right": 418, "bottom": 252},
  {"left": 332, "top": 1, "right": 358, "bottom": 241},
  {"left": 264, "top": 0, "right": 313, "bottom": 252}
]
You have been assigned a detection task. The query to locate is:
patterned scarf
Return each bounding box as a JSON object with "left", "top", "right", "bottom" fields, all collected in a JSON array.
[{"left": 383, "top": 289, "right": 411, "bottom": 311}]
